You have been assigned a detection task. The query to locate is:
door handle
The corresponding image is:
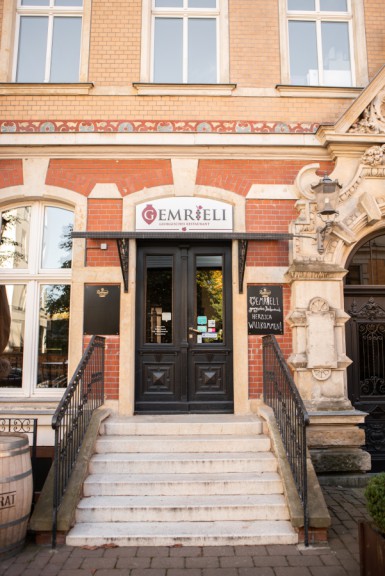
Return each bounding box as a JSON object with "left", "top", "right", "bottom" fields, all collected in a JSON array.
[{"left": 188, "top": 327, "right": 200, "bottom": 334}]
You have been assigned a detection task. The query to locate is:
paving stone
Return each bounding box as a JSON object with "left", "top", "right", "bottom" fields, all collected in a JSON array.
[
  {"left": 201, "top": 569, "right": 237, "bottom": 576},
  {"left": 169, "top": 546, "right": 202, "bottom": 557},
  {"left": 274, "top": 567, "right": 312, "bottom": 576},
  {"left": 136, "top": 547, "right": 170, "bottom": 557},
  {"left": 167, "top": 570, "right": 201, "bottom": 576},
  {"left": 186, "top": 556, "right": 219, "bottom": 568},
  {"left": 253, "top": 556, "right": 288, "bottom": 566},
  {"left": 103, "top": 548, "right": 138, "bottom": 558},
  {"left": 219, "top": 555, "right": 254, "bottom": 568},
  {"left": 130, "top": 570, "right": 166, "bottom": 576},
  {"left": 150, "top": 556, "right": 185, "bottom": 568},
  {"left": 82, "top": 557, "right": 117, "bottom": 569},
  {"left": 288, "top": 555, "right": 323, "bottom": 567},
  {"left": 235, "top": 545, "right": 268, "bottom": 556},
  {"left": 116, "top": 556, "right": 151, "bottom": 569},
  {"left": 239, "top": 569, "right": 275, "bottom": 576},
  {"left": 202, "top": 546, "right": 235, "bottom": 556},
  {"left": 309, "top": 568, "right": 352, "bottom": 576},
  {"left": 266, "top": 545, "right": 301, "bottom": 556}
]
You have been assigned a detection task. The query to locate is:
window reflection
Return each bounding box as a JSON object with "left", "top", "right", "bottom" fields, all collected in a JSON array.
[
  {"left": 42, "top": 207, "right": 74, "bottom": 269},
  {"left": 37, "top": 285, "right": 70, "bottom": 388},
  {"left": 0, "top": 207, "right": 31, "bottom": 269},
  {"left": 346, "top": 235, "right": 385, "bottom": 285},
  {"left": 0, "top": 285, "right": 26, "bottom": 388},
  {"left": 196, "top": 255, "right": 223, "bottom": 343}
]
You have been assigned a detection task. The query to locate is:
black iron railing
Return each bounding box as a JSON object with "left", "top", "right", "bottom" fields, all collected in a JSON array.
[
  {"left": 51, "top": 335, "right": 105, "bottom": 548},
  {"left": 262, "top": 334, "right": 310, "bottom": 546},
  {"left": 0, "top": 417, "right": 38, "bottom": 463}
]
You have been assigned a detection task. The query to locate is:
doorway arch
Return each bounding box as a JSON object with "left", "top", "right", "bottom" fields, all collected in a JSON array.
[{"left": 345, "top": 231, "right": 385, "bottom": 471}]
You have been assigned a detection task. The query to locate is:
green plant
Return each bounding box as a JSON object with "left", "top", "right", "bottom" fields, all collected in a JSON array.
[{"left": 365, "top": 472, "right": 385, "bottom": 535}]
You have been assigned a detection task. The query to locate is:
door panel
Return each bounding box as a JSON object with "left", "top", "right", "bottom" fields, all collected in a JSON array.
[{"left": 135, "top": 242, "right": 233, "bottom": 413}]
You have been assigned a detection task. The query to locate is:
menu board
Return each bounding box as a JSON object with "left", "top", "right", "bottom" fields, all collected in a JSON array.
[{"left": 247, "top": 286, "right": 284, "bottom": 335}]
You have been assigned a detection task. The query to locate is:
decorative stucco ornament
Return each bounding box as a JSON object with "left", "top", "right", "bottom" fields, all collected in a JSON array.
[{"left": 349, "top": 87, "right": 385, "bottom": 134}]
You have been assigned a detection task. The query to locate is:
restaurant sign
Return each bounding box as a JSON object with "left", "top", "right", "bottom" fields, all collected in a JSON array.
[
  {"left": 136, "top": 197, "right": 233, "bottom": 232},
  {"left": 247, "top": 286, "right": 284, "bottom": 335}
]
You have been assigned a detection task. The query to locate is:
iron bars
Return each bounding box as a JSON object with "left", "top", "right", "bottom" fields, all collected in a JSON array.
[
  {"left": 262, "top": 334, "right": 310, "bottom": 546},
  {"left": 51, "top": 335, "right": 105, "bottom": 548}
]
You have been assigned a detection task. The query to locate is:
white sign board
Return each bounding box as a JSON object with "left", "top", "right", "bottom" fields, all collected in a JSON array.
[{"left": 136, "top": 197, "right": 233, "bottom": 232}]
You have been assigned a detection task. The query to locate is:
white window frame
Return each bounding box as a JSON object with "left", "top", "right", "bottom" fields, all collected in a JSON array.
[
  {"left": 279, "top": 0, "right": 368, "bottom": 88},
  {"left": 140, "top": 0, "right": 229, "bottom": 84},
  {"left": 0, "top": 202, "right": 73, "bottom": 399},
  {"left": 0, "top": 0, "right": 92, "bottom": 84}
]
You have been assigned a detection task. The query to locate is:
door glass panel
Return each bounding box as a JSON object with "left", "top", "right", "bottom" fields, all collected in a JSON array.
[
  {"left": 0, "top": 285, "right": 26, "bottom": 388},
  {"left": 37, "top": 284, "right": 70, "bottom": 388},
  {"left": 0, "top": 206, "right": 31, "bottom": 269},
  {"left": 145, "top": 256, "right": 173, "bottom": 344},
  {"left": 346, "top": 235, "right": 385, "bottom": 285},
  {"left": 196, "top": 255, "right": 223, "bottom": 343}
]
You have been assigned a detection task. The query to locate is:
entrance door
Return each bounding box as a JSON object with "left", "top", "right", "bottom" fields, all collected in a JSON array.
[
  {"left": 345, "top": 233, "right": 385, "bottom": 472},
  {"left": 135, "top": 242, "right": 233, "bottom": 413}
]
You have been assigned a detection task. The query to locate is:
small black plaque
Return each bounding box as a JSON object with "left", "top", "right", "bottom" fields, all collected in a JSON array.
[
  {"left": 84, "top": 285, "right": 120, "bottom": 335},
  {"left": 247, "top": 286, "right": 284, "bottom": 335}
]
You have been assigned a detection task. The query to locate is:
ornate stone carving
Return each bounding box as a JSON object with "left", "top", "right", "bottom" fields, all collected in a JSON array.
[
  {"left": 312, "top": 368, "right": 332, "bottom": 381},
  {"left": 361, "top": 144, "right": 385, "bottom": 166},
  {"left": 349, "top": 88, "right": 385, "bottom": 134},
  {"left": 347, "top": 297, "right": 385, "bottom": 320},
  {"left": 309, "top": 297, "right": 330, "bottom": 314}
]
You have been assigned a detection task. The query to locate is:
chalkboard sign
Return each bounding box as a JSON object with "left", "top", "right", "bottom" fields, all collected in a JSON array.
[
  {"left": 84, "top": 285, "right": 120, "bottom": 335},
  {"left": 247, "top": 286, "right": 284, "bottom": 335}
]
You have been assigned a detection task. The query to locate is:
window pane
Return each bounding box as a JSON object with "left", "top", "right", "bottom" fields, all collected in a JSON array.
[
  {"left": 16, "top": 17, "right": 48, "bottom": 82},
  {"left": 145, "top": 256, "right": 173, "bottom": 344},
  {"left": 289, "top": 20, "right": 318, "bottom": 85},
  {"left": 189, "top": 0, "right": 216, "bottom": 7},
  {"left": 42, "top": 207, "right": 74, "bottom": 269},
  {"left": 196, "top": 256, "right": 223, "bottom": 344},
  {"left": 320, "top": 0, "right": 347, "bottom": 11},
  {"left": 50, "top": 17, "right": 82, "bottom": 82},
  {"left": 0, "top": 285, "right": 26, "bottom": 388},
  {"left": 188, "top": 18, "right": 216, "bottom": 83},
  {"left": 155, "top": 1, "right": 183, "bottom": 7},
  {"left": 322, "top": 22, "right": 351, "bottom": 86},
  {"left": 346, "top": 235, "right": 385, "bottom": 286},
  {"left": 0, "top": 207, "right": 30, "bottom": 269},
  {"left": 55, "top": 0, "right": 83, "bottom": 6},
  {"left": 37, "top": 285, "right": 70, "bottom": 388},
  {"left": 288, "top": 0, "right": 315, "bottom": 10},
  {"left": 21, "top": 1, "right": 49, "bottom": 5},
  {"left": 154, "top": 18, "right": 183, "bottom": 82}
]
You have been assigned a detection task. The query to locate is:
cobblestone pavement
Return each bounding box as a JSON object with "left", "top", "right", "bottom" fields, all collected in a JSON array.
[{"left": 0, "top": 485, "right": 371, "bottom": 576}]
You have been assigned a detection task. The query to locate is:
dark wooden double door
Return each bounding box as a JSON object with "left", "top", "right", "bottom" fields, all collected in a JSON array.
[{"left": 135, "top": 242, "right": 233, "bottom": 413}]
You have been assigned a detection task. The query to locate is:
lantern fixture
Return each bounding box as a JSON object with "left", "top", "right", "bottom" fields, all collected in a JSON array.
[{"left": 311, "top": 173, "right": 342, "bottom": 253}]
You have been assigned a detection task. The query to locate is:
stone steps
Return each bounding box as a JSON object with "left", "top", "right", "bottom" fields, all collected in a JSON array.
[{"left": 66, "top": 415, "right": 297, "bottom": 547}]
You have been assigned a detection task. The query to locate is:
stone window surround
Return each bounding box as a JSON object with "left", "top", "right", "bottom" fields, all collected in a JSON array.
[
  {"left": 0, "top": 0, "right": 92, "bottom": 85},
  {"left": 139, "top": 0, "right": 230, "bottom": 94},
  {"left": 278, "top": 0, "right": 368, "bottom": 89}
]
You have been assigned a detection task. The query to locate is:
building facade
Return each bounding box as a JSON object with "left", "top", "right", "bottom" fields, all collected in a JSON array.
[{"left": 1, "top": 0, "right": 385, "bottom": 477}]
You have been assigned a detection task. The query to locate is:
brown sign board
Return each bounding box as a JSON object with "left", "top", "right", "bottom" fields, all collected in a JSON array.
[{"left": 247, "top": 286, "right": 284, "bottom": 335}]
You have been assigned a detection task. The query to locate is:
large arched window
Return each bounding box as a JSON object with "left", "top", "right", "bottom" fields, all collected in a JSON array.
[
  {"left": 345, "top": 233, "right": 385, "bottom": 285},
  {"left": 0, "top": 203, "right": 73, "bottom": 397}
]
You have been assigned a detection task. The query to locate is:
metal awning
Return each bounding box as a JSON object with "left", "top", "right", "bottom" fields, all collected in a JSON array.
[{"left": 72, "top": 231, "right": 293, "bottom": 293}]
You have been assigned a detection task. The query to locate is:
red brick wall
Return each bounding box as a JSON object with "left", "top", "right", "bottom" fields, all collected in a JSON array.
[
  {"left": 248, "top": 284, "right": 292, "bottom": 398},
  {"left": 196, "top": 160, "right": 334, "bottom": 195},
  {"left": 46, "top": 159, "right": 173, "bottom": 196},
  {"left": 84, "top": 335, "right": 120, "bottom": 400},
  {"left": 86, "top": 198, "right": 122, "bottom": 266},
  {"left": 0, "top": 159, "right": 23, "bottom": 189}
]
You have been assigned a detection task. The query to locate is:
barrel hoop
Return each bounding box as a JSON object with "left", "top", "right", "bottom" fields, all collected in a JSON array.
[
  {"left": 0, "top": 512, "right": 30, "bottom": 530},
  {"left": 0, "top": 445, "right": 30, "bottom": 458},
  {"left": 0, "top": 467, "right": 32, "bottom": 484}
]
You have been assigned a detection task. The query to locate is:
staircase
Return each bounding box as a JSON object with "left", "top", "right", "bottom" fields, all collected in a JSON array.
[{"left": 66, "top": 415, "right": 298, "bottom": 547}]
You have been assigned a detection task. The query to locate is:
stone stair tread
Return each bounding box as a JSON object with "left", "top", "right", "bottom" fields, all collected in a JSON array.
[
  {"left": 84, "top": 471, "right": 283, "bottom": 484},
  {"left": 66, "top": 520, "right": 298, "bottom": 546},
  {"left": 91, "top": 451, "right": 276, "bottom": 463},
  {"left": 77, "top": 493, "right": 288, "bottom": 509}
]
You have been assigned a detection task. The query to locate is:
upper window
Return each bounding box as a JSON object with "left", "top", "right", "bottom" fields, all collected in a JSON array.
[
  {"left": 14, "top": 0, "right": 83, "bottom": 82},
  {"left": 148, "top": 0, "right": 225, "bottom": 84},
  {"left": 287, "top": 0, "right": 354, "bottom": 87}
]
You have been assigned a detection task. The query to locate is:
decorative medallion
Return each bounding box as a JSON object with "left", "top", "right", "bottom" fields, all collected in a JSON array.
[{"left": 312, "top": 368, "right": 332, "bottom": 381}]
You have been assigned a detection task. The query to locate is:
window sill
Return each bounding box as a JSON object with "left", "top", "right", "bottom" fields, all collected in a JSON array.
[
  {"left": 0, "top": 83, "right": 94, "bottom": 96},
  {"left": 276, "top": 84, "right": 363, "bottom": 99},
  {"left": 133, "top": 82, "right": 236, "bottom": 96}
]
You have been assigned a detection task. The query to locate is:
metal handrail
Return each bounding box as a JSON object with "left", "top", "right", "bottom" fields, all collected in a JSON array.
[
  {"left": 0, "top": 417, "right": 37, "bottom": 461},
  {"left": 262, "top": 334, "right": 310, "bottom": 546},
  {"left": 51, "top": 335, "right": 105, "bottom": 548}
]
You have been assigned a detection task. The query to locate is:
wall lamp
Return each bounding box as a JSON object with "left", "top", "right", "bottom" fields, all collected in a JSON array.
[
  {"left": 293, "top": 173, "right": 342, "bottom": 253},
  {"left": 306, "top": 173, "right": 341, "bottom": 253}
]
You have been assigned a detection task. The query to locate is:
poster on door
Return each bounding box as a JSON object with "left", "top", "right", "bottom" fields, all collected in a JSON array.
[{"left": 247, "top": 286, "right": 284, "bottom": 335}]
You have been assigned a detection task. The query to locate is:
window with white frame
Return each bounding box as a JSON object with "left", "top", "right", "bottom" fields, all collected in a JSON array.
[
  {"left": 14, "top": 0, "right": 83, "bottom": 83},
  {"left": 0, "top": 203, "right": 73, "bottom": 396},
  {"left": 287, "top": 0, "right": 354, "bottom": 87},
  {"left": 152, "top": 0, "right": 219, "bottom": 83}
]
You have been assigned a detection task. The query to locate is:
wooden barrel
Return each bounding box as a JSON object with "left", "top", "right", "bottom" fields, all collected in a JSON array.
[{"left": 0, "top": 433, "right": 33, "bottom": 557}]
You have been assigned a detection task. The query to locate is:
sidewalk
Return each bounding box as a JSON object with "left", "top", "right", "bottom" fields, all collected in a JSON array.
[{"left": 0, "top": 485, "right": 370, "bottom": 576}]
